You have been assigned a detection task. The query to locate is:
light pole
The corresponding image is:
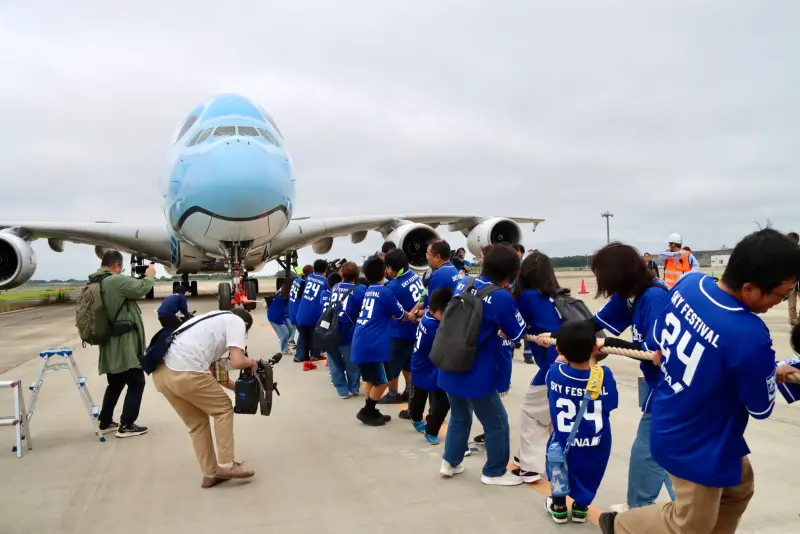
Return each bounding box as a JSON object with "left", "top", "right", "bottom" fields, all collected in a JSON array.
[{"left": 601, "top": 211, "right": 614, "bottom": 244}]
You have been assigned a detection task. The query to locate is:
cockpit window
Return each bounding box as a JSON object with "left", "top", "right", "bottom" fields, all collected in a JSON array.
[
  {"left": 188, "top": 128, "right": 212, "bottom": 146},
  {"left": 213, "top": 126, "right": 236, "bottom": 137},
  {"left": 174, "top": 115, "right": 198, "bottom": 143},
  {"left": 237, "top": 126, "right": 259, "bottom": 137},
  {"left": 266, "top": 115, "right": 283, "bottom": 137},
  {"left": 257, "top": 128, "right": 279, "bottom": 146}
]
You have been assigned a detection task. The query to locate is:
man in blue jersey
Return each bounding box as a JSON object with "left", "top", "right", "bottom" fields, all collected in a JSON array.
[
  {"left": 351, "top": 255, "right": 415, "bottom": 426},
  {"left": 380, "top": 249, "right": 425, "bottom": 404},
  {"left": 604, "top": 228, "right": 800, "bottom": 534},
  {"left": 288, "top": 265, "right": 312, "bottom": 356},
  {"left": 328, "top": 262, "right": 365, "bottom": 398},
  {"left": 438, "top": 244, "right": 527, "bottom": 486},
  {"left": 157, "top": 285, "right": 191, "bottom": 329},
  {"left": 295, "top": 260, "right": 329, "bottom": 372},
  {"left": 411, "top": 240, "right": 460, "bottom": 319}
]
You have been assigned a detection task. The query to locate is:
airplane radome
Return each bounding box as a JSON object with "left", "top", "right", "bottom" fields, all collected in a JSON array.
[{"left": 0, "top": 94, "right": 544, "bottom": 311}]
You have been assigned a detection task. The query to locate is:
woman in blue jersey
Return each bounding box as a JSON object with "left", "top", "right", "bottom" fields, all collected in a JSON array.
[
  {"left": 537, "top": 242, "right": 675, "bottom": 510},
  {"left": 327, "top": 262, "right": 366, "bottom": 399},
  {"left": 510, "top": 251, "right": 563, "bottom": 483},
  {"left": 266, "top": 282, "right": 294, "bottom": 355}
]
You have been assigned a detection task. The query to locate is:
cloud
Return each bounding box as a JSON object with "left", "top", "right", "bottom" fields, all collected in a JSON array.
[{"left": 1, "top": 1, "right": 798, "bottom": 280}]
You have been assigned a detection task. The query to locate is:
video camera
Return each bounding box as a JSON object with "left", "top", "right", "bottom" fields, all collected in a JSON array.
[
  {"left": 233, "top": 351, "right": 282, "bottom": 416},
  {"left": 326, "top": 258, "right": 347, "bottom": 277}
]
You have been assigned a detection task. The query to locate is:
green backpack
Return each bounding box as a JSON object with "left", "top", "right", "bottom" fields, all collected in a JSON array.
[{"left": 76, "top": 273, "right": 115, "bottom": 346}]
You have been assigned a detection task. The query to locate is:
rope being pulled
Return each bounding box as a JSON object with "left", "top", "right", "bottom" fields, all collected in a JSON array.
[{"left": 525, "top": 334, "right": 800, "bottom": 385}]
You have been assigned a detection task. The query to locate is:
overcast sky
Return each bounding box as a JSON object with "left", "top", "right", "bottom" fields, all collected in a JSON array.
[{"left": 1, "top": 1, "right": 798, "bottom": 280}]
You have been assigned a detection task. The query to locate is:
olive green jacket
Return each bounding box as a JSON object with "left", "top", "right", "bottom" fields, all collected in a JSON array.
[{"left": 88, "top": 268, "right": 155, "bottom": 375}]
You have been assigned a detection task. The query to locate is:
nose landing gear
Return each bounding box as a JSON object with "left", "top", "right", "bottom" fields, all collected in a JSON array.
[{"left": 218, "top": 241, "right": 258, "bottom": 311}]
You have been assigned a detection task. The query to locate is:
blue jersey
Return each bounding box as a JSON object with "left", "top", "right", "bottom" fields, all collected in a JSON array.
[
  {"left": 650, "top": 272, "right": 777, "bottom": 488},
  {"left": 411, "top": 311, "right": 440, "bottom": 391},
  {"left": 288, "top": 277, "right": 304, "bottom": 325},
  {"left": 330, "top": 282, "right": 366, "bottom": 346},
  {"left": 267, "top": 294, "right": 289, "bottom": 324},
  {"left": 157, "top": 294, "right": 188, "bottom": 318},
  {"left": 386, "top": 270, "right": 425, "bottom": 340},
  {"left": 546, "top": 363, "right": 618, "bottom": 506},
  {"left": 437, "top": 277, "right": 526, "bottom": 398},
  {"left": 320, "top": 289, "right": 331, "bottom": 313},
  {"left": 778, "top": 356, "right": 800, "bottom": 404},
  {"left": 424, "top": 262, "right": 460, "bottom": 307},
  {"left": 594, "top": 281, "right": 669, "bottom": 412},
  {"left": 516, "top": 289, "right": 563, "bottom": 386},
  {"left": 295, "top": 273, "right": 328, "bottom": 327},
  {"left": 351, "top": 284, "right": 405, "bottom": 364}
]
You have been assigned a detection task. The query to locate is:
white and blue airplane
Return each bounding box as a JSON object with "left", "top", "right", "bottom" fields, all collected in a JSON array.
[{"left": 0, "top": 94, "right": 543, "bottom": 309}]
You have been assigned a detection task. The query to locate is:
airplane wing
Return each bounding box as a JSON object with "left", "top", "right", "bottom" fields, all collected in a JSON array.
[
  {"left": 265, "top": 214, "right": 544, "bottom": 265},
  {"left": 0, "top": 221, "right": 172, "bottom": 262}
]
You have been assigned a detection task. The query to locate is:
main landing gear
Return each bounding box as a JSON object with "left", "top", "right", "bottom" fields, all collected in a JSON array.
[
  {"left": 275, "top": 250, "right": 298, "bottom": 294},
  {"left": 218, "top": 241, "right": 258, "bottom": 311},
  {"left": 172, "top": 273, "right": 199, "bottom": 297}
]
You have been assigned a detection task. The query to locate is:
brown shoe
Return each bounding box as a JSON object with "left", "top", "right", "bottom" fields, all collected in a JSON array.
[
  {"left": 201, "top": 476, "right": 230, "bottom": 489},
  {"left": 216, "top": 461, "right": 255, "bottom": 480}
]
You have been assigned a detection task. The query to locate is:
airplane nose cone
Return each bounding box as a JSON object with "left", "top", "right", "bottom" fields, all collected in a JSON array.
[{"left": 178, "top": 139, "right": 292, "bottom": 220}]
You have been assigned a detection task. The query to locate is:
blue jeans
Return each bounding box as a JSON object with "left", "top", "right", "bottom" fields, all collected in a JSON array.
[
  {"left": 327, "top": 344, "right": 361, "bottom": 396},
  {"left": 444, "top": 393, "right": 510, "bottom": 478},
  {"left": 628, "top": 411, "right": 676, "bottom": 507},
  {"left": 268, "top": 319, "right": 294, "bottom": 353}
]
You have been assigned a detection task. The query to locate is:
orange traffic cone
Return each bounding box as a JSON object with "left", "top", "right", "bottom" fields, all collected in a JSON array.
[{"left": 579, "top": 279, "right": 589, "bottom": 294}]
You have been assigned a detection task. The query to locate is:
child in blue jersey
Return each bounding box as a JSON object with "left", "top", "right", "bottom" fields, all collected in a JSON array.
[
  {"left": 327, "top": 262, "right": 365, "bottom": 398},
  {"left": 511, "top": 251, "right": 564, "bottom": 483},
  {"left": 605, "top": 229, "right": 800, "bottom": 534},
  {"left": 288, "top": 265, "right": 312, "bottom": 354},
  {"left": 351, "top": 255, "right": 414, "bottom": 426},
  {"left": 381, "top": 249, "right": 426, "bottom": 404},
  {"left": 408, "top": 287, "right": 453, "bottom": 445},
  {"left": 267, "top": 282, "right": 294, "bottom": 354},
  {"left": 296, "top": 260, "right": 330, "bottom": 371},
  {"left": 581, "top": 242, "right": 674, "bottom": 511},
  {"left": 545, "top": 321, "right": 618, "bottom": 524},
  {"left": 438, "top": 244, "right": 527, "bottom": 486}
]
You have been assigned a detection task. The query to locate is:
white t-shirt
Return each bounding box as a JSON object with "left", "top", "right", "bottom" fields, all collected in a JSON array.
[{"left": 163, "top": 312, "right": 247, "bottom": 373}]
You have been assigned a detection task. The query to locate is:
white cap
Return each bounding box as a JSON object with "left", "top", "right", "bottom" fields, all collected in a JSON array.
[{"left": 667, "top": 232, "right": 682, "bottom": 244}]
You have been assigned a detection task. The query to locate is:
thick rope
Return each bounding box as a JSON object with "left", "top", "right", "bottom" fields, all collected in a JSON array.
[{"left": 525, "top": 334, "right": 800, "bottom": 385}]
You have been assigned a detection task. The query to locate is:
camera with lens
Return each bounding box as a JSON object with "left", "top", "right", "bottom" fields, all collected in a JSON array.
[{"left": 233, "top": 350, "right": 282, "bottom": 416}]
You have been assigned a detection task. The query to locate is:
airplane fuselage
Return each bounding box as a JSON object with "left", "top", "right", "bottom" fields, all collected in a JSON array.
[{"left": 159, "top": 94, "right": 295, "bottom": 273}]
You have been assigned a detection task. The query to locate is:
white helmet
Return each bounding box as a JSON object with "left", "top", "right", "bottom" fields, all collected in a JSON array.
[{"left": 667, "top": 232, "right": 682, "bottom": 244}]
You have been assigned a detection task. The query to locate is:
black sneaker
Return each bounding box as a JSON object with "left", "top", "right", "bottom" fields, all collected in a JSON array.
[
  {"left": 377, "top": 392, "right": 404, "bottom": 404},
  {"left": 375, "top": 409, "right": 391, "bottom": 422},
  {"left": 524, "top": 359, "right": 534, "bottom": 364},
  {"left": 116, "top": 423, "right": 148, "bottom": 438},
  {"left": 473, "top": 433, "right": 485, "bottom": 444},
  {"left": 98, "top": 421, "right": 119, "bottom": 435},
  {"left": 544, "top": 496, "right": 568, "bottom": 524},
  {"left": 357, "top": 408, "right": 387, "bottom": 426},
  {"left": 511, "top": 467, "right": 542, "bottom": 483},
  {"left": 400, "top": 389, "right": 410, "bottom": 402},
  {"left": 398, "top": 409, "right": 411, "bottom": 420},
  {"left": 571, "top": 502, "right": 589, "bottom": 523},
  {"left": 598, "top": 512, "right": 617, "bottom": 533}
]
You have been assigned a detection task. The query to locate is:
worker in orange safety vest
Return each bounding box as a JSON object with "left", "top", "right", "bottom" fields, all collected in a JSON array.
[{"left": 659, "top": 233, "right": 697, "bottom": 288}]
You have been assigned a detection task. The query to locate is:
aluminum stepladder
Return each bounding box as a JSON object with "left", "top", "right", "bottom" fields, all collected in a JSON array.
[
  {"left": 0, "top": 379, "right": 32, "bottom": 458},
  {"left": 27, "top": 348, "right": 105, "bottom": 444}
]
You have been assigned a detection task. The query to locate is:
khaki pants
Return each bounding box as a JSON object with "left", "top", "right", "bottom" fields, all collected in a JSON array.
[
  {"left": 615, "top": 457, "right": 755, "bottom": 534},
  {"left": 516, "top": 384, "right": 551, "bottom": 473},
  {"left": 153, "top": 365, "right": 235, "bottom": 477}
]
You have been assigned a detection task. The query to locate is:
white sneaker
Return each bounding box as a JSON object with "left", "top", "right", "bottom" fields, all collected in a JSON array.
[
  {"left": 609, "top": 503, "right": 630, "bottom": 514},
  {"left": 480, "top": 471, "right": 524, "bottom": 486},
  {"left": 440, "top": 460, "right": 465, "bottom": 477}
]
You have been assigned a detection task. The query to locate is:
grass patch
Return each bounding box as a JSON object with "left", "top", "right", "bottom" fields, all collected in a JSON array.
[{"left": 0, "top": 287, "right": 76, "bottom": 303}]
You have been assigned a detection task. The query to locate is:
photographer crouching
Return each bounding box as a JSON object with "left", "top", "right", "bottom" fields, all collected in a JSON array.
[{"left": 152, "top": 308, "right": 259, "bottom": 488}]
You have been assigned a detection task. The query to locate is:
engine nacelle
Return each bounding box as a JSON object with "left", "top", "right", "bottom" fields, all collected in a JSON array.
[
  {"left": 312, "top": 237, "right": 334, "bottom": 255},
  {"left": 466, "top": 218, "right": 523, "bottom": 257},
  {"left": 386, "top": 223, "right": 441, "bottom": 271},
  {"left": 0, "top": 233, "right": 37, "bottom": 290}
]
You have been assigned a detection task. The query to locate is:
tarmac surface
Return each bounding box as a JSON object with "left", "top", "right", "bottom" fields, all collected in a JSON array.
[{"left": 0, "top": 271, "right": 798, "bottom": 533}]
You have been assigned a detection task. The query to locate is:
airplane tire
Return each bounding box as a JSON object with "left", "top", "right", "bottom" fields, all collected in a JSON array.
[
  {"left": 145, "top": 287, "right": 155, "bottom": 300},
  {"left": 172, "top": 281, "right": 181, "bottom": 294},
  {"left": 190, "top": 280, "right": 198, "bottom": 297},
  {"left": 245, "top": 280, "right": 258, "bottom": 311},
  {"left": 219, "top": 283, "right": 232, "bottom": 310},
  {"left": 276, "top": 277, "right": 287, "bottom": 292},
  {"left": 251, "top": 278, "right": 259, "bottom": 295}
]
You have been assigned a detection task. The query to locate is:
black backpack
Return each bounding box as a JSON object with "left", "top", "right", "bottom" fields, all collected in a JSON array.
[
  {"left": 312, "top": 284, "right": 357, "bottom": 352},
  {"left": 552, "top": 288, "right": 607, "bottom": 339},
  {"left": 429, "top": 278, "right": 500, "bottom": 373}
]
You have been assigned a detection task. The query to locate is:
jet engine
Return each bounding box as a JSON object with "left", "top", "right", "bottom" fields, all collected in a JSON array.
[
  {"left": 386, "top": 223, "right": 441, "bottom": 271},
  {"left": 466, "top": 217, "right": 523, "bottom": 257},
  {"left": 0, "top": 233, "right": 37, "bottom": 290}
]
